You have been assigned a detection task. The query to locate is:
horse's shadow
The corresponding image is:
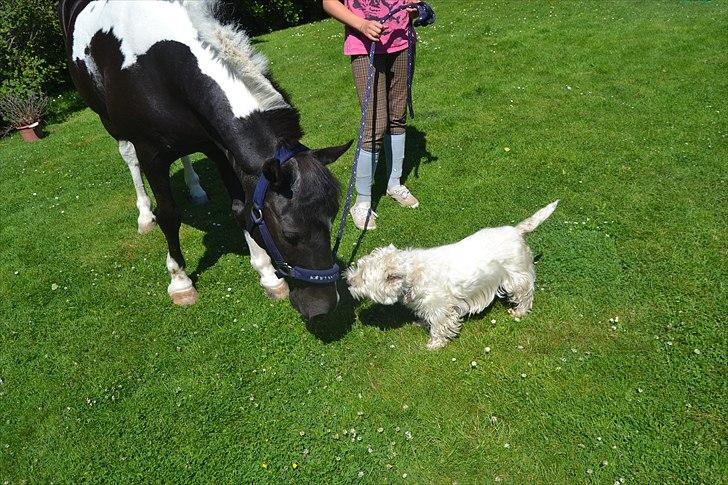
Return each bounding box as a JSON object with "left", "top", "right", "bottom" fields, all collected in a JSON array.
[{"left": 169, "top": 157, "right": 248, "bottom": 282}]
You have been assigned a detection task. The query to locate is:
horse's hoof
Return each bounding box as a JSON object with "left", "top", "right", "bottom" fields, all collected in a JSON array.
[
  {"left": 189, "top": 192, "right": 209, "bottom": 205},
  {"left": 138, "top": 217, "right": 157, "bottom": 234},
  {"left": 170, "top": 287, "right": 199, "bottom": 306},
  {"left": 264, "top": 281, "right": 289, "bottom": 300}
]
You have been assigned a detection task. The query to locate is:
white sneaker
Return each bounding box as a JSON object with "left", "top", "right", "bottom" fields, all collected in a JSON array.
[
  {"left": 349, "top": 203, "right": 377, "bottom": 230},
  {"left": 387, "top": 185, "right": 419, "bottom": 208}
]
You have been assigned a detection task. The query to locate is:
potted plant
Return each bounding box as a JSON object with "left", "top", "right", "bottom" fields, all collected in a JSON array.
[{"left": 0, "top": 92, "right": 49, "bottom": 142}]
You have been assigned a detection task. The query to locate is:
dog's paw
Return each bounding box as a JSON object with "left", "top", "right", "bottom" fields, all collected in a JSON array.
[
  {"left": 508, "top": 307, "right": 529, "bottom": 319},
  {"left": 426, "top": 337, "right": 448, "bottom": 350}
]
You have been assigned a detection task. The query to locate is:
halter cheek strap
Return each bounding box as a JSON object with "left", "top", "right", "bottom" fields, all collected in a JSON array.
[{"left": 249, "top": 143, "right": 340, "bottom": 284}]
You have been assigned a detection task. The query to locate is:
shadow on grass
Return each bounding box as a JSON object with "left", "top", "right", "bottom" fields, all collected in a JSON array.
[
  {"left": 45, "top": 89, "right": 88, "bottom": 126},
  {"left": 358, "top": 302, "right": 414, "bottom": 331},
  {"left": 371, "top": 125, "right": 437, "bottom": 211},
  {"left": 169, "top": 156, "right": 248, "bottom": 284},
  {"left": 306, "top": 278, "right": 358, "bottom": 342}
]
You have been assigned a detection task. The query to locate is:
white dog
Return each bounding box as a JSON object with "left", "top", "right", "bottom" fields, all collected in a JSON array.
[{"left": 346, "top": 201, "right": 559, "bottom": 349}]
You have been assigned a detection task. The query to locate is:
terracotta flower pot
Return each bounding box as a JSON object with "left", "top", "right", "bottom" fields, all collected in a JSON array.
[{"left": 17, "top": 121, "right": 42, "bottom": 142}]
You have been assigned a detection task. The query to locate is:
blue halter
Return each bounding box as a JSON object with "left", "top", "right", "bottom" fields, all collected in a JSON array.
[{"left": 248, "top": 143, "right": 340, "bottom": 284}]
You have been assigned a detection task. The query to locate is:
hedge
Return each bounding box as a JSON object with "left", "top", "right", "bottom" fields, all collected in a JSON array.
[
  {"left": 0, "top": 0, "right": 325, "bottom": 98},
  {"left": 0, "top": 0, "right": 67, "bottom": 97}
]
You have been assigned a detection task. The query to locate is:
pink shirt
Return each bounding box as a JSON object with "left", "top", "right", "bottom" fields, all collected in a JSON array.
[{"left": 343, "top": 0, "right": 411, "bottom": 56}]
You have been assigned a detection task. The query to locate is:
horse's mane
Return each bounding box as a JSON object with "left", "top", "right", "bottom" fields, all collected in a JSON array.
[
  {"left": 181, "top": 2, "right": 339, "bottom": 216},
  {"left": 182, "top": 0, "right": 289, "bottom": 111}
]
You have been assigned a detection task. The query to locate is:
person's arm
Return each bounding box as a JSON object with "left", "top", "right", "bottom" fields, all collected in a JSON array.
[{"left": 322, "top": 0, "right": 384, "bottom": 41}]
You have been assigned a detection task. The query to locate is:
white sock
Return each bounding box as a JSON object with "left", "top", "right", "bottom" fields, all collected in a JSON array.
[
  {"left": 385, "top": 133, "right": 406, "bottom": 189},
  {"left": 354, "top": 149, "right": 378, "bottom": 205}
]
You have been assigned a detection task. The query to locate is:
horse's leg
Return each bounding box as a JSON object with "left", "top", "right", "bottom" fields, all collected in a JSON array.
[
  {"left": 204, "top": 146, "right": 289, "bottom": 300},
  {"left": 138, "top": 146, "right": 198, "bottom": 306},
  {"left": 118, "top": 140, "right": 156, "bottom": 234},
  {"left": 181, "top": 155, "right": 209, "bottom": 205},
  {"left": 243, "top": 229, "right": 289, "bottom": 300}
]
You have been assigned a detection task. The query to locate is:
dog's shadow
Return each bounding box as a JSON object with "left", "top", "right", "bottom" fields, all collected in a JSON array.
[
  {"left": 357, "top": 302, "right": 415, "bottom": 331},
  {"left": 308, "top": 282, "right": 415, "bottom": 340}
]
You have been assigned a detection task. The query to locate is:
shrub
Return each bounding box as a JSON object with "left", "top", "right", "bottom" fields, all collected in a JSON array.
[
  {"left": 0, "top": 0, "right": 67, "bottom": 97},
  {"left": 218, "top": 0, "right": 325, "bottom": 36},
  {"left": 0, "top": 92, "right": 49, "bottom": 128}
]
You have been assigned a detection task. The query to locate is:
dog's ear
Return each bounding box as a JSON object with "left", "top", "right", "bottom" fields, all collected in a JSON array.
[
  {"left": 383, "top": 252, "right": 405, "bottom": 292},
  {"left": 386, "top": 272, "right": 404, "bottom": 284},
  {"left": 373, "top": 244, "right": 398, "bottom": 258}
]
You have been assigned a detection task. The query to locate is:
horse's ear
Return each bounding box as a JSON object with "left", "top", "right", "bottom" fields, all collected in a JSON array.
[
  {"left": 312, "top": 140, "right": 354, "bottom": 165},
  {"left": 262, "top": 158, "right": 290, "bottom": 190}
]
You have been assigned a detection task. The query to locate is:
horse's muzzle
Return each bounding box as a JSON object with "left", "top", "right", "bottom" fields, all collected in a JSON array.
[{"left": 289, "top": 284, "right": 339, "bottom": 320}]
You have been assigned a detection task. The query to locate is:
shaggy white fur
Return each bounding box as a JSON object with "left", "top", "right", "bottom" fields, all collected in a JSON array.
[
  {"left": 346, "top": 201, "right": 560, "bottom": 350},
  {"left": 182, "top": 0, "right": 289, "bottom": 111}
]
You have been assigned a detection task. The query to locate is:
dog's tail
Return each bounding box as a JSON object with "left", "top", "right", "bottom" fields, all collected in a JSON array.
[{"left": 515, "top": 200, "right": 559, "bottom": 235}]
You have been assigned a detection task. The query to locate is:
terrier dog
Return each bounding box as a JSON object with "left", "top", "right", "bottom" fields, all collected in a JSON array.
[{"left": 346, "top": 201, "right": 559, "bottom": 349}]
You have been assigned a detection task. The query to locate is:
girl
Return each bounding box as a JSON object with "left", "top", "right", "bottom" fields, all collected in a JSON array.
[{"left": 323, "top": 0, "right": 422, "bottom": 230}]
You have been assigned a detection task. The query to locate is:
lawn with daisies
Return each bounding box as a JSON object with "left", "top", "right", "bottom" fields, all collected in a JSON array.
[{"left": 0, "top": 1, "right": 725, "bottom": 483}]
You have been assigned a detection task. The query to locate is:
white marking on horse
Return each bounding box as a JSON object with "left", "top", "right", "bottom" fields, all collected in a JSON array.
[
  {"left": 72, "top": 0, "right": 287, "bottom": 118},
  {"left": 244, "top": 230, "right": 289, "bottom": 300},
  {"left": 181, "top": 156, "right": 208, "bottom": 204},
  {"left": 118, "top": 140, "right": 156, "bottom": 234},
  {"left": 166, "top": 252, "right": 193, "bottom": 293}
]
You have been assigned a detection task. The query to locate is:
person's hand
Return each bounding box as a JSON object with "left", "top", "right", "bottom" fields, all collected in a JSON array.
[
  {"left": 407, "top": 0, "right": 422, "bottom": 20},
  {"left": 359, "top": 19, "right": 384, "bottom": 41}
]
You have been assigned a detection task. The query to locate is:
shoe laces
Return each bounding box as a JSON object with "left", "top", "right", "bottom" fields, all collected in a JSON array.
[
  {"left": 352, "top": 205, "right": 377, "bottom": 218},
  {"left": 390, "top": 185, "right": 412, "bottom": 198}
]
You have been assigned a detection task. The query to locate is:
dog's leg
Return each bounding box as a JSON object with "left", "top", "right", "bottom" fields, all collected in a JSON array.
[
  {"left": 504, "top": 268, "right": 535, "bottom": 318},
  {"left": 414, "top": 320, "right": 430, "bottom": 329},
  {"left": 425, "top": 307, "right": 462, "bottom": 350}
]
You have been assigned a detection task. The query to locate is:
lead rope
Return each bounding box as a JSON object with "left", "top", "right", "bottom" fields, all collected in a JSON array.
[{"left": 332, "top": 3, "right": 420, "bottom": 257}]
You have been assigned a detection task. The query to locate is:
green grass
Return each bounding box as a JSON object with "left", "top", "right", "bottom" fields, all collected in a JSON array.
[{"left": 1, "top": 1, "right": 726, "bottom": 482}]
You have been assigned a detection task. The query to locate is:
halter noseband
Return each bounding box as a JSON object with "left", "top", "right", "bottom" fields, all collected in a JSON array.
[{"left": 248, "top": 143, "right": 340, "bottom": 284}]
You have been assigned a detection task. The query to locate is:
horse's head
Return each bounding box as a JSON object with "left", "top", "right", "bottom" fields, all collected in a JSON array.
[{"left": 248, "top": 140, "right": 352, "bottom": 320}]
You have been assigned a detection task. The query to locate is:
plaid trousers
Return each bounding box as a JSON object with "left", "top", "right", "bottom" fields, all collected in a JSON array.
[{"left": 351, "top": 48, "right": 410, "bottom": 153}]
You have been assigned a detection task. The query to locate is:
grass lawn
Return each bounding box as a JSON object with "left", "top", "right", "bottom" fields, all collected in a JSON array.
[{"left": 0, "top": 1, "right": 725, "bottom": 482}]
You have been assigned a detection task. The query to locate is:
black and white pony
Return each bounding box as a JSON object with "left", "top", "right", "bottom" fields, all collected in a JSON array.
[{"left": 59, "top": 0, "right": 351, "bottom": 319}]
